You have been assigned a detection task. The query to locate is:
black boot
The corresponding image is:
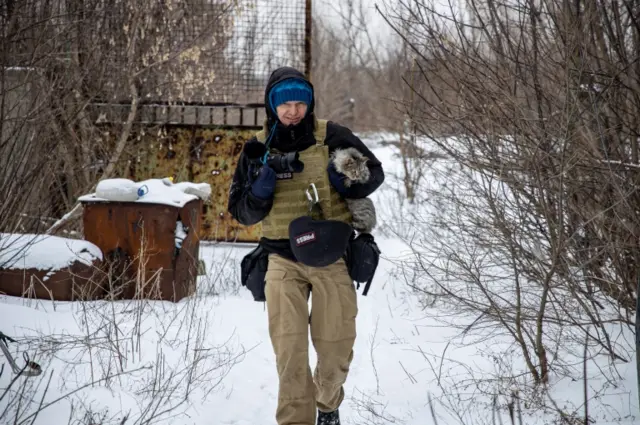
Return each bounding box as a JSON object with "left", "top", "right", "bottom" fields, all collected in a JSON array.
[{"left": 317, "top": 409, "right": 340, "bottom": 425}]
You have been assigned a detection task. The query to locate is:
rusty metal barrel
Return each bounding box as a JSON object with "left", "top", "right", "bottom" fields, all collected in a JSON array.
[{"left": 80, "top": 179, "right": 205, "bottom": 302}]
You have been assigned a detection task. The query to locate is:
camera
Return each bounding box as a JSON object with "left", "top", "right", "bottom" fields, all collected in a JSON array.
[
  {"left": 243, "top": 140, "right": 304, "bottom": 174},
  {"left": 265, "top": 152, "right": 304, "bottom": 173}
]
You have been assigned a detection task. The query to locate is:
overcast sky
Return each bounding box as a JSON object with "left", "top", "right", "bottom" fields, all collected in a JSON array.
[
  {"left": 312, "top": 0, "right": 460, "bottom": 49},
  {"left": 313, "top": 0, "right": 396, "bottom": 42}
]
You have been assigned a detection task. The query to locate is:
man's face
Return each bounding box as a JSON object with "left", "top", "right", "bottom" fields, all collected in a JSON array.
[{"left": 276, "top": 101, "right": 308, "bottom": 126}]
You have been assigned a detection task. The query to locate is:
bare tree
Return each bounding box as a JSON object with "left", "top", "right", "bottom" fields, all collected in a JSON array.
[
  {"left": 0, "top": 0, "right": 236, "bottom": 237},
  {"left": 312, "top": 0, "right": 410, "bottom": 132},
  {"left": 312, "top": 0, "right": 434, "bottom": 203},
  {"left": 375, "top": 0, "right": 639, "bottom": 421}
]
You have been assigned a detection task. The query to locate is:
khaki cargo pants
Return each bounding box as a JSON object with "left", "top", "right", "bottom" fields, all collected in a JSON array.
[{"left": 265, "top": 253, "right": 358, "bottom": 425}]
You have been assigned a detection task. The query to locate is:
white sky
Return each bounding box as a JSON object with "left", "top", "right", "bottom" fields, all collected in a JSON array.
[
  {"left": 312, "top": 0, "right": 461, "bottom": 54},
  {"left": 313, "top": 0, "right": 396, "bottom": 42}
]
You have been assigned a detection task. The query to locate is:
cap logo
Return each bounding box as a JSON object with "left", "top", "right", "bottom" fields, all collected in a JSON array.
[{"left": 295, "top": 231, "right": 316, "bottom": 246}]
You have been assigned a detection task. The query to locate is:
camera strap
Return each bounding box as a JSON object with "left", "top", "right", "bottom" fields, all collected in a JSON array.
[{"left": 260, "top": 121, "right": 278, "bottom": 165}]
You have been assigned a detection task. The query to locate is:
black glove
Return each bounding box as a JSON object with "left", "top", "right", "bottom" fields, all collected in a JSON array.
[
  {"left": 251, "top": 165, "right": 276, "bottom": 200},
  {"left": 327, "top": 162, "right": 349, "bottom": 195}
]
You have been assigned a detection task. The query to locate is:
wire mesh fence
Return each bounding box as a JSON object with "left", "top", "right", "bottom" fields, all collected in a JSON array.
[
  {"left": 222, "top": 0, "right": 309, "bottom": 104},
  {"left": 1, "top": 0, "right": 310, "bottom": 105}
]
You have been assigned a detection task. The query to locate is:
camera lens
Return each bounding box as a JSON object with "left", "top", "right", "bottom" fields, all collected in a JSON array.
[
  {"left": 265, "top": 152, "right": 304, "bottom": 173},
  {"left": 285, "top": 152, "right": 304, "bottom": 173},
  {"left": 279, "top": 154, "right": 289, "bottom": 171}
]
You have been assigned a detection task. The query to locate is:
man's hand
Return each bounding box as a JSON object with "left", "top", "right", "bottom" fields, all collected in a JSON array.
[
  {"left": 251, "top": 165, "right": 276, "bottom": 199},
  {"left": 327, "top": 162, "right": 348, "bottom": 195}
]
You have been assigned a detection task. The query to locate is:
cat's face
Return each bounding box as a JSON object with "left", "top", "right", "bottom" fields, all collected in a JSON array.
[{"left": 342, "top": 156, "right": 369, "bottom": 180}]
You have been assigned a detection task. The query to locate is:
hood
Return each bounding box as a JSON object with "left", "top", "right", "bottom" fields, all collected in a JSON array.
[{"left": 264, "top": 66, "right": 315, "bottom": 127}]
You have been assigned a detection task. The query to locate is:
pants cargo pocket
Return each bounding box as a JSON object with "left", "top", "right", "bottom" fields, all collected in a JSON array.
[
  {"left": 264, "top": 259, "right": 316, "bottom": 425},
  {"left": 309, "top": 260, "right": 357, "bottom": 413},
  {"left": 264, "top": 269, "right": 288, "bottom": 336}
]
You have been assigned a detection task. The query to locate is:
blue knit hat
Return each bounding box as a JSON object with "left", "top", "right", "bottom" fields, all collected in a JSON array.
[{"left": 268, "top": 79, "right": 313, "bottom": 111}]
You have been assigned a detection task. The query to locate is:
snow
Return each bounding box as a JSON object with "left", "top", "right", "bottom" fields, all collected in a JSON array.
[
  {"left": 78, "top": 178, "right": 211, "bottom": 208},
  {"left": 599, "top": 159, "right": 640, "bottom": 169},
  {"left": 0, "top": 135, "right": 636, "bottom": 425},
  {"left": 3, "top": 66, "right": 38, "bottom": 72},
  {"left": 174, "top": 221, "right": 187, "bottom": 249},
  {"left": 0, "top": 233, "right": 103, "bottom": 271}
]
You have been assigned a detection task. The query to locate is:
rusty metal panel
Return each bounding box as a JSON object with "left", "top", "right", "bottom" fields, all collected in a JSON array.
[
  {"left": 92, "top": 103, "right": 266, "bottom": 128},
  {"left": 81, "top": 199, "right": 202, "bottom": 302},
  {"left": 122, "top": 127, "right": 193, "bottom": 183},
  {"left": 174, "top": 198, "right": 203, "bottom": 293},
  {"left": 0, "top": 262, "right": 103, "bottom": 301},
  {"left": 109, "top": 123, "right": 262, "bottom": 242},
  {"left": 192, "top": 128, "right": 262, "bottom": 242}
]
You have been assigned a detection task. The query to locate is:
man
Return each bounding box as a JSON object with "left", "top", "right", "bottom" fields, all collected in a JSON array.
[{"left": 228, "top": 66, "right": 384, "bottom": 425}]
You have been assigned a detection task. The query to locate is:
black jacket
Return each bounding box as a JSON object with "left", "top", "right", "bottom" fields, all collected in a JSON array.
[{"left": 227, "top": 67, "right": 384, "bottom": 260}]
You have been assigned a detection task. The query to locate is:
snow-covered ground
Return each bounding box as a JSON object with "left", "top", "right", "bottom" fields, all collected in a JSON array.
[{"left": 0, "top": 135, "right": 637, "bottom": 425}]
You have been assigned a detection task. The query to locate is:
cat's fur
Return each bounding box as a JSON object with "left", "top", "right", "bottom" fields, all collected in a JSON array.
[
  {"left": 345, "top": 197, "right": 377, "bottom": 233},
  {"left": 330, "top": 147, "right": 371, "bottom": 187},
  {"left": 330, "top": 147, "right": 377, "bottom": 233}
]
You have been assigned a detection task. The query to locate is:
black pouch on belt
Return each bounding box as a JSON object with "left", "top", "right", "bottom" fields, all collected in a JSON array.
[
  {"left": 241, "top": 244, "right": 269, "bottom": 302},
  {"left": 344, "top": 232, "right": 381, "bottom": 295}
]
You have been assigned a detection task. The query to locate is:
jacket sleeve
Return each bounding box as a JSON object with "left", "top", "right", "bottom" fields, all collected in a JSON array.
[
  {"left": 227, "top": 149, "right": 273, "bottom": 226},
  {"left": 325, "top": 121, "right": 385, "bottom": 199}
]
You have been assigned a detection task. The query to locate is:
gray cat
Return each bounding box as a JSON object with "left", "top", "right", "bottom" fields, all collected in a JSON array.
[{"left": 330, "top": 147, "right": 377, "bottom": 234}]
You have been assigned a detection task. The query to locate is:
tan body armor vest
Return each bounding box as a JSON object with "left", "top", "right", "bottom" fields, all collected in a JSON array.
[{"left": 256, "top": 119, "right": 352, "bottom": 239}]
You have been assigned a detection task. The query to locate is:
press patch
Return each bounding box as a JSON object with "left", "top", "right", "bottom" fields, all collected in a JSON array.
[
  {"left": 295, "top": 231, "right": 316, "bottom": 246},
  {"left": 276, "top": 172, "right": 293, "bottom": 180}
]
